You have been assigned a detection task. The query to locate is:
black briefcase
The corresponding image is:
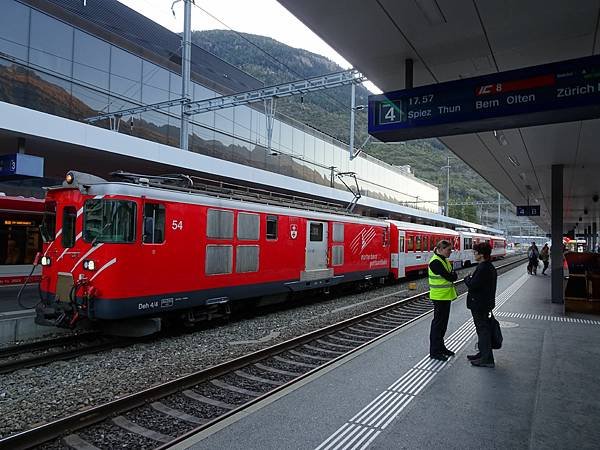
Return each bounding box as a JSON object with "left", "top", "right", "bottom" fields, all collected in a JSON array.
[{"left": 490, "top": 313, "right": 503, "bottom": 350}]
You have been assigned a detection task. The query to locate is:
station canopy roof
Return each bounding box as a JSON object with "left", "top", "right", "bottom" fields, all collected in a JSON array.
[{"left": 278, "top": 0, "right": 600, "bottom": 234}]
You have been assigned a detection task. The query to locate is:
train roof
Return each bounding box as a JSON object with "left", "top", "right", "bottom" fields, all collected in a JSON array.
[
  {"left": 0, "top": 195, "right": 45, "bottom": 213},
  {"left": 386, "top": 220, "right": 460, "bottom": 236},
  {"left": 49, "top": 181, "right": 389, "bottom": 227}
]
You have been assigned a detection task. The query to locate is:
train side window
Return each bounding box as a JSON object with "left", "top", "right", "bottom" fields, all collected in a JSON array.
[
  {"left": 332, "top": 222, "right": 344, "bottom": 242},
  {"left": 62, "top": 207, "right": 76, "bottom": 248},
  {"left": 332, "top": 245, "right": 344, "bottom": 265},
  {"left": 238, "top": 213, "right": 259, "bottom": 240},
  {"left": 406, "top": 235, "right": 414, "bottom": 252},
  {"left": 415, "top": 235, "right": 422, "bottom": 252},
  {"left": 205, "top": 245, "right": 232, "bottom": 274},
  {"left": 399, "top": 236, "right": 405, "bottom": 252},
  {"left": 143, "top": 203, "right": 165, "bottom": 244},
  {"left": 266, "top": 215, "right": 278, "bottom": 240},
  {"left": 207, "top": 209, "right": 233, "bottom": 239},
  {"left": 236, "top": 245, "right": 259, "bottom": 272}
]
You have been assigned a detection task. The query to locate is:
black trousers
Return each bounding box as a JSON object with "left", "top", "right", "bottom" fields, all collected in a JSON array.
[
  {"left": 471, "top": 309, "right": 494, "bottom": 363},
  {"left": 429, "top": 300, "right": 451, "bottom": 355}
]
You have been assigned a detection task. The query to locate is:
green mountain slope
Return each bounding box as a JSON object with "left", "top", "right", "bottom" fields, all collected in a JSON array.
[{"left": 191, "top": 29, "right": 497, "bottom": 221}]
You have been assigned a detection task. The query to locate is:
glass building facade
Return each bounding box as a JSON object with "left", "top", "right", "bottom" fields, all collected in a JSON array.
[{"left": 0, "top": 0, "right": 438, "bottom": 213}]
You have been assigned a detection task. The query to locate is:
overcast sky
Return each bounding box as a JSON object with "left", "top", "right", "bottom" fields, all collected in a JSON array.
[{"left": 117, "top": 0, "right": 380, "bottom": 93}]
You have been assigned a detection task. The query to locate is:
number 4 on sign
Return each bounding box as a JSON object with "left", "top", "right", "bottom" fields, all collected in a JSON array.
[
  {"left": 385, "top": 107, "right": 396, "bottom": 121},
  {"left": 171, "top": 220, "right": 183, "bottom": 230}
]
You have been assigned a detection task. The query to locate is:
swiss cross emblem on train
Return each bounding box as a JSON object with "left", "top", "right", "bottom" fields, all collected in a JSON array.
[{"left": 290, "top": 224, "right": 298, "bottom": 239}]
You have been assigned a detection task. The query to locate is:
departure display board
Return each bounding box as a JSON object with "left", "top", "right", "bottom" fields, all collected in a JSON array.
[{"left": 369, "top": 55, "right": 600, "bottom": 141}]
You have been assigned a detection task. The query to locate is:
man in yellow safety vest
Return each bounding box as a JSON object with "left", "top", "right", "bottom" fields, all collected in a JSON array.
[{"left": 428, "top": 239, "right": 458, "bottom": 361}]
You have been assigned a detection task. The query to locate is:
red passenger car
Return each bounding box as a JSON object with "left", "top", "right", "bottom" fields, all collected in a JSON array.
[{"left": 36, "top": 172, "right": 390, "bottom": 334}]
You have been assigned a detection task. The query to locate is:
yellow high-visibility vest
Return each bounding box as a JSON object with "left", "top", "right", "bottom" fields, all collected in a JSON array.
[{"left": 428, "top": 253, "right": 458, "bottom": 301}]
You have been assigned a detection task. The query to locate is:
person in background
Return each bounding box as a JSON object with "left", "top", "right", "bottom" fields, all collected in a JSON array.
[
  {"left": 527, "top": 242, "right": 539, "bottom": 275},
  {"left": 540, "top": 243, "right": 550, "bottom": 275},
  {"left": 428, "top": 239, "right": 458, "bottom": 361},
  {"left": 464, "top": 242, "right": 497, "bottom": 368}
]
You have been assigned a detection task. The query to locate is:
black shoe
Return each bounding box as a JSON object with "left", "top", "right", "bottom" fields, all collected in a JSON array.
[
  {"left": 430, "top": 353, "right": 448, "bottom": 361},
  {"left": 470, "top": 359, "right": 495, "bottom": 368},
  {"left": 442, "top": 348, "right": 455, "bottom": 357},
  {"left": 467, "top": 353, "right": 481, "bottom": 361}
]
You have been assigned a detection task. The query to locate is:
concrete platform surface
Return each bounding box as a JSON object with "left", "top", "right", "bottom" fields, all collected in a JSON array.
[{"left": 172, "top": 265, "right": 600, "bottom": 450}]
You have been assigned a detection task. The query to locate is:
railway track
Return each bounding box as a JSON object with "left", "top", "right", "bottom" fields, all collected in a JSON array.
[
  {"left": 0, "top": 333, "right": 132, "bottom": 375},
  {"left": 0, "top": 257, "right": 526, "bottom": 450}
]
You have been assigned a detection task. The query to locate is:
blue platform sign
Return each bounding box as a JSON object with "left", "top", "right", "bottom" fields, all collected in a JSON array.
[
  {"left": 369, "top": 55, "right": 600, "bottom": 141},
  {"left": 0, "top": 154, "right": 44, "bottom": 178},
  {"left": 517, "top": 205, "right": 540, "bottom": 217}
]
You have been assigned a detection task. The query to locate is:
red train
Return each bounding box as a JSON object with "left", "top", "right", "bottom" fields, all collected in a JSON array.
[{"left": 35, "top": 171, "right": 505, "bottom": 335}]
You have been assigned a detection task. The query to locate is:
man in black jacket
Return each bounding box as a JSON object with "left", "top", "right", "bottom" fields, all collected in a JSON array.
[{"left": 464, "top": 242, "right": 497, "bottom": 368}]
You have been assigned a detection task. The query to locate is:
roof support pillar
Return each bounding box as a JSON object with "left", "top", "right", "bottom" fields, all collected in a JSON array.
[
  {"left": 593, "top": 222, "right": 597, "bottom": 252},
  {"left": 551, "top": 164, "right": 564, "bottom": 304}
]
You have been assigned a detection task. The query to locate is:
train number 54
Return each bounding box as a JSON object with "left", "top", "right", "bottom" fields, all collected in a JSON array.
[{"left": 171, "top": 220, "right": 183, "bottom": 230}]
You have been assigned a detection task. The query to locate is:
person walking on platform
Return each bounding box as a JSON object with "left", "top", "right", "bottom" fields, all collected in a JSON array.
[
  {"left": 428, "top": 239, "right": 458, "bottom": 361},
  {"left": 540, "top": 243, "right": 550, "bottom": 275},
  {"left": 464, "top": 242, "right": 497, "bottom": 368},
  {"left": 527, "top": 242, "right": 539, "bottom": 275}
]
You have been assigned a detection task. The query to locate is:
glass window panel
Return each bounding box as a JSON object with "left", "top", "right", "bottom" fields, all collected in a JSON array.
[
  {"left": 73, "top": 30, "right": 109, "bottom": 89},
  {"left": 252, "top": 110, "right": 267, "bottom": 146},
  {"left": 71, "top": 84, "right": 109, "bottom": 118},
  {"left": 314, "top": 138, "right": 325, "bottom": 169},
  {"left": 135, "top": 110, "right": 169, "bottom": 145},
  {"left": 191, "top": 123, "right": 215, "bottom": 156},
  {"left": 214, "top": 131, "right": 233, "bottom": 156},
  {"left": 0, "top": 2, "right": 29, "bottom": 61},
  {"left": 168, "top": 116, "right": 181, "bottom": 147},
  {"left": 143, "top": 61, "right": 169, "bottom": 89},
  {"left": 279, "top": 122, "right": 293, "bottom": 151},
  {"left": 249, "top": 143, "right": 267, "bottom": 171},
  {"left": 110, "top": 46, "right": 141, "bottom": 101},
  {"left": 323, "top": 142, "right": 334, "bottom": 171},
  {"left": 26, "top": 68, "right": 73, "bottom": 118},
  {"left": 170, "top": 72, "right": 182, "bottom": 96},
  {"left": 29, "top": 10, "right": 73, "bottom": 77},
  {"left": 193, "top": 82, "right": 214, "bottom": 101},
  {"left": 292, "top": 127, "right": 304, "bottom": 157},
  {"left": 304, "top": 134, "right": 315, "bottom": 164},
  {"left": 83, "top": 200, "right": 136, "bottom": 243},
  {"left": 234, "top": 105, "right": 251, "bottom": 140},
  {"left": 215, "top": 108, "right": 234, "bottom": 134}
]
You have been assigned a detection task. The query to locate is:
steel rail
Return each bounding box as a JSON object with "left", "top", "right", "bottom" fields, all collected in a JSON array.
[{"left": 0, "top": 257, "right": 527, "bottom": 450}]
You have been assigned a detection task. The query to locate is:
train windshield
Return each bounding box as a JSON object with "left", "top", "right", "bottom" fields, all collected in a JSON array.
[{"left": 83, "top": 199, "right": 136, "bottom": 244}]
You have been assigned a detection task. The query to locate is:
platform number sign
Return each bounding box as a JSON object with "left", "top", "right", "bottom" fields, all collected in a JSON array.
[
  {"left": 516, "top": 205, "right": 540, "bottom": 216},
  {"left": 378, "top": 100, "right": 404, "bottom": 124}
]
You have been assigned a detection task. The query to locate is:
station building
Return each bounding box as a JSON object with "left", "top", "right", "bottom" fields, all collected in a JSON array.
[{"left": 0, "top": 0, "right": 499, "bottom": 274}]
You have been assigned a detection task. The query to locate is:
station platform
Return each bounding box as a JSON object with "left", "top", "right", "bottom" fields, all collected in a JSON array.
[
  {"left": 0, "top": 264, "right": 40, "bottom": 286},
  {"left": 172, "top": 264, "right": 600, "bottom": 450}
]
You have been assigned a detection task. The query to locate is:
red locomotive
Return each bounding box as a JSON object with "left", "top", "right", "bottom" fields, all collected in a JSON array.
[{"left": 35, "top": 171, "right": 505, "bottom": 335}]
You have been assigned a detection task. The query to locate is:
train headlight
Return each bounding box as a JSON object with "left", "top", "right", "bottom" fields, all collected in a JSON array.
[
  {"left": 41, "top": 256, "right": 51, "bottom": 266},
  {"left": 83, "top": 260, "right": 96, "bottom": 271},
  {"left": 65, "top": 172, "right": 74, "bottom": 184}
]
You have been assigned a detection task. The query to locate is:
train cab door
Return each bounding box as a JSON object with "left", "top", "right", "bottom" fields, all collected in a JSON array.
[
  {"left": 395, "top": 230, "right": 406, "bottom": 278},
  {"left": 305, "top": 221, "right": 328, "bottom": 271}
]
